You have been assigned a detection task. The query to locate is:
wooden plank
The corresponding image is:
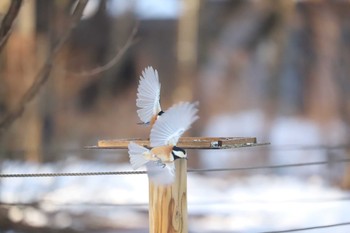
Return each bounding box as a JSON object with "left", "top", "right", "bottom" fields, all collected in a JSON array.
[
  {"left": 96, "top": 137, "right": 257, "bottom": 149},
  {"left": 149, "top": 159, "right": 187, "bottom": 233}
]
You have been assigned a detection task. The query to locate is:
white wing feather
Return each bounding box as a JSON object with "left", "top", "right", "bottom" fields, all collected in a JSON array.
[
  {"left": 128, "top": 142, "right": 150, "bottom": 170},
  {"left": 150, "top": 102, "right": 199, "bottom": 147},
  {"left": 128, "top": 142, "right": 175, "bottom": 184},
  {"left": 146, "top": 162, "right": 175, "bottom": 185},
  {"left": 136, "top": 66, "right": 162, "bottom": 123}
]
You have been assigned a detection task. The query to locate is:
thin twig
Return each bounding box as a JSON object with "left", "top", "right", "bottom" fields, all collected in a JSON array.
[
  {"left": 0, "top": 0, "right": 88, "bottom": 134},
  {"left": 0, "top": 0, "right": 23, "bottom": 52},
  {"left": 66, "top": 25, "right": 138, "bottom": 77}
]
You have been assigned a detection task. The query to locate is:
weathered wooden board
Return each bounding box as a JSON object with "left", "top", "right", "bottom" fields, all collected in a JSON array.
[{"left": 95, "top": 137, "right": 258, "bottom": 149}]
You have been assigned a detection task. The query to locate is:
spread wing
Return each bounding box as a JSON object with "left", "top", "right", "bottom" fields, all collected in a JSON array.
[
  {"left": 128, "top": 142, "right": 150, "bottom": 170},
  {"left": 146, "top": 162, "right": 175, "bottom": 185},
  {"left": 150, "top": 102, "right": 199, "bottom": 147},
  {"left": 136, "top": 66, "right": 162, "bottom": 123}
]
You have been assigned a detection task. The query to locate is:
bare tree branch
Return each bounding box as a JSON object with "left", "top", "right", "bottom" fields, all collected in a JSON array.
[
  {"left": 0, "top": 0, "right": 89, "bottom": 134},
  {"left": 0, "top": 0, "right": 23, "bottom": 52},
  {"left": 66, "top": 25, "right": 138, "bottom": 77}
]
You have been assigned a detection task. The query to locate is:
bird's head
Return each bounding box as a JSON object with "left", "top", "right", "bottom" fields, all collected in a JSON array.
[
  {"left": 157, "top": 110, "right": 164, "bottom": 118},
  {"left": 172, "top": 146, "right": 187, "bottom": 159}
]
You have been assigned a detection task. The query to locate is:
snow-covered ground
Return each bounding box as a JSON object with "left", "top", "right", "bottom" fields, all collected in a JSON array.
[
  {"left": 201, "top": 110, "right": 348, "bottom": 179},
  {"left": 1, "top": 110, "right": 349, "bottom": 232},
  {"left": 1, "top": 159, "right": 350, "bottom": 233}
]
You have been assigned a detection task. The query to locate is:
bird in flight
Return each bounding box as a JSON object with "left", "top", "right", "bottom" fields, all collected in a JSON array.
[
  {"left": 136, "top": 66, "right": 163, "bottom": 127},
  {"left": 128, "top": 101, "right": 199, "bottom": 185}
]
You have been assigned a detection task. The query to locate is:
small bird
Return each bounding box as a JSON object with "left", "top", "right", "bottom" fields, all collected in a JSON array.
[
  {"left": 136, "top": 66, "right": 163, "bottom": 127},
  {"left": 128, "top": 101, "right": 199, "bottom": 184}
]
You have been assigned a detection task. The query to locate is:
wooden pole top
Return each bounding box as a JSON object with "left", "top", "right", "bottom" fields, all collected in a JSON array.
[{"left": 92, "top": 137, "right": 261, "bottom": 149}]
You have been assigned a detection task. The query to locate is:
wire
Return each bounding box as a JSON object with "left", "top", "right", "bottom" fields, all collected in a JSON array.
[
  {"left": 85, "top": 143, "right": 350, "bottom": 151},
  {"left": 0, "top": 170, "right": 146, "bottom": 178},
  {"left": 2, "top": 143, "right": 350, "bottom": 155},
  {"left": 0, "top": 158, "right": 349, "bottom": 178},
  {"left": 189, "top": 158, "right": 350, "bottom": 173},
  {"left": 260, "top": 221, "right": 350, "bottom": 233},
  {"left": 0, "top": 201, "right": 147, "bottom": 208},
  {"left": 263, "top": 144, "right": 350, "bottom": 151},
  {"left": 3, "top": 196, "right": 350, "bottom": 209}
]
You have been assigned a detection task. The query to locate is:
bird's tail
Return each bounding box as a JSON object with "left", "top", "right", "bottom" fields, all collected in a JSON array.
[{"left": 128, "top": 142, "right": 150, "bottom": 170}]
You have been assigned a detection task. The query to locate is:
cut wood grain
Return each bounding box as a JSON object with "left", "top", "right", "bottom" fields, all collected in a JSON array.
[
  {"left": 149, "top": 159, "right": 187, "bottom": 233},
  {"left": 96, "top": 137, "right": 257, "bottom": 149}
]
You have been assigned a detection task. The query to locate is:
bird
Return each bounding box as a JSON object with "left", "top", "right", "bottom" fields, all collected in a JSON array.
[
  {"left": 136, "top": 66, "right": 163, "bottom": 127},
  {"left": 128, "top": 101, "right": 199, "bottom": 185}
]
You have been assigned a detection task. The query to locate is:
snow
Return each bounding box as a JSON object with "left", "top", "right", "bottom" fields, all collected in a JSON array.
[
  {"left": 200, "top": 109, "right": 267, "bottom": 171},
  {"left": 1, "top": 110, "right": 350, "bottom": 232},
  {"left": 1, "top": 159, "right": 350, "bottom": 232},
  {"left": 269, "top": 116, "right": 326, "bottom": 176},
  {"left": 189, "top": 175, "right": 350, "bottom": 232},
  {"left": 200, "top": 110, "right": 348, "bottom": 179}
]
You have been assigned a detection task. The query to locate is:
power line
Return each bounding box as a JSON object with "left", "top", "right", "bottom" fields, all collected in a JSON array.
[{"left": 0, "top": 158, "right": 349, "bottom": 178}]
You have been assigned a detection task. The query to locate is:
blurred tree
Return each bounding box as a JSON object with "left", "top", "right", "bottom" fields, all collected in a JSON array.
[{"left": 2, "top": 0, "right": 41, "bottom": 162}]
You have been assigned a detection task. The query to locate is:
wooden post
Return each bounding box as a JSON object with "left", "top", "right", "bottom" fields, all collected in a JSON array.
[
  {"left": 89, "top": 137, "right": 266, "bottom": 233},
  {"left": 149, "top": 159, "right": 187, "bottom": 233},
  {"left": 175, "top": 0, "right": 200, "bottom": 102}
]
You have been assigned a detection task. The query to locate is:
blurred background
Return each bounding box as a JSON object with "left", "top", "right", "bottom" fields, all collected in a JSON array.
[{"left": 1, "top": 0, "right": 350, "bottom": 232}]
